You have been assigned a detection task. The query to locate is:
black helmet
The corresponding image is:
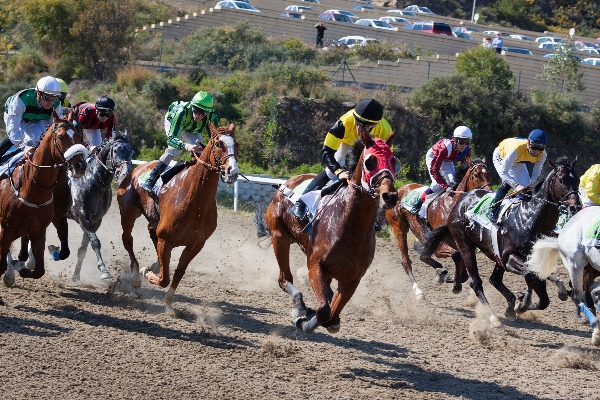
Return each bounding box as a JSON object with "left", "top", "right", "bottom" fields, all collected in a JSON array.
[
  {"left": 353, "top": 99, "right": 383, "bottom": 125},
  {"left": 95, "top": 95, "right": 115, "bottom": 111}
]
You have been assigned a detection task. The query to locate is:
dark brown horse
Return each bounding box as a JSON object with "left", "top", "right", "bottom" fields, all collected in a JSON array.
[
  {"left": 117, "top": 123, "right": 238, "bottom": 312},
  {"left": 256, "top": 129, "right": 397, "bottom": 334},
  {"left": 0, "top": 112, "right": 87, "bottom": 297},
  {"left": 385, "top": 159, "right": 492, "bottom": 299},
  {"left": 417, "top": 157, "right": 579, "bottom": 327}
]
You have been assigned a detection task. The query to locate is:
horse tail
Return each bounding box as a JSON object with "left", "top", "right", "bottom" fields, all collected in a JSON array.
[
  {"left": 526, "top": 236, "right": 559, "bottom": 279},
  {"left": 415, "top": 224, "right": 450, "bottom": 258},
  {"left": 253, "top": 203, "right": 271, "bottom": 238}
]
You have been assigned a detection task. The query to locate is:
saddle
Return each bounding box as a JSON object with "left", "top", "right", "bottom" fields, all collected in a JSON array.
[{"left": 139, "top": 159, "right": 194, "bottom": 197}]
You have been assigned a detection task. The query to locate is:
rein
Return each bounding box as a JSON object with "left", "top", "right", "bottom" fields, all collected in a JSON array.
[{"left": 191, "top": 129, "right": 237, "bottom": 180}]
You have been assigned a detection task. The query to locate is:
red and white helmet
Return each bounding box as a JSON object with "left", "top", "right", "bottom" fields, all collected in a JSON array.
[
  {"left": 453, "top": 126, "right": 472, "bottom": 139},
  {"left": 35, "top": 76, "right": 61, "bottom": 96}
]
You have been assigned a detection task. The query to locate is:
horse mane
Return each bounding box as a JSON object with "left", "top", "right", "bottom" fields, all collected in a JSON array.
[
  {"left": 450, "top": 158, "right": 483, "bottom": 190},
  {"left": 347, "top": 139, "right": 366, "bottom": 177}
]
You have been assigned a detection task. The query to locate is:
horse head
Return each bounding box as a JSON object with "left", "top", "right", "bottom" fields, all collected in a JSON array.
[
  {"left": 548, "top": 156, "right": 580, "bottom": 217},
  {"left": 39, "top": 111, "right": 88, "bottom": 178},
  {"left": 99, "top": 128, "right": 133, "bottom": 187},
  {"left": 207, "top": 122, "right": 239, "bottom": 184},
  {"left": 457, "top": 158, "right": 492, "bottom": 191},
  {"left": 348, "top": 128, "right": 398, "bottom": 210}
]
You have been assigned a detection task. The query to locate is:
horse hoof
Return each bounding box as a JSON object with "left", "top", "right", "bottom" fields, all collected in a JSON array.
[
  {"left": 292, "top": 315, "right": 308, "bottom": 329},
  {"left": 435, "top": 268, "right": 448, "bottom": 284},
  {"left": 592, "top": 327, "right": 600, "bottom": 347},
  {"left": 150, "top": 262, "right": 160, "bottom": 274},
  {"left": 490, "top": 315, "right": 502, "bottom": 328},
  {"left": 504, "top": 309, "right": 517, "bottom": 321},
  {"left": 326, "top": 323, "right": 341, "bottom": 334},
  {"left": 72, "top": 276, "right": 82, "bottom": 284},
  {"left": 452, "top": 283, "right": 463, "bottom": 295},
  {"left": 100, "top": 272, "right": 113, "bottom": 280},
  {"left": 291, "top": 307, "right": 307, "bottom": 318},
  {"left": 131, "top": 279, "right": 141, "bottom": 289},
  {"left": 416, "top": 293, "right": 426, "bottom": 302},
  {"left": 139, "top": 266, "right": 150, "bottom": 278},
  {"left": 574, "top": 316, "right": 587, "bottom": 325},
  {"left": 3, "top": 271, "right": 15, "bottom": 287}
]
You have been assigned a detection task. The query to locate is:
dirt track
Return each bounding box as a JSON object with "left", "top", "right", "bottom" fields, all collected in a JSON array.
[{"left": 1, "top": 204, "right": 599, "bottom": 399}]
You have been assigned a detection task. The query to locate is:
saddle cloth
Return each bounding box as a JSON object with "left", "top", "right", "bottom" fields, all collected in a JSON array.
[
  {"left": 582, "top": 217, "right": 600, "bottom": 247},
  {"left": 279, "top": 178, "right": 336, "bottom": 220},
  {"left": 138, "top": 160, "right": 183, "bottom": 196},
  {"left": 400, "top": 187, "right": 440, "bottom": 219},
  {"left": 465, "top": 192, "right": 516, "bottom": 230},
  {"left": 0, "top": 147, "right": 24, "bottom": 178}
]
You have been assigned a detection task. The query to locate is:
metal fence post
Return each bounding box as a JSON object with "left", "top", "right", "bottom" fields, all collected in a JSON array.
[
  {"left": 234, "top": 180, "right": 239, "bottom": 212},
  {"left": 427, "top": 61, "right": 431, "bottom": 80},
  {"left": 516, "top": 70, "right": 521, "bottom": 94}
]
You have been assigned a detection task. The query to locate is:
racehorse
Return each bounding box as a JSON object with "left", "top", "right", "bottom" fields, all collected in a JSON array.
[
  {"left": 64, "top": 129, "right": 133, "bottom": 282},
  {"left": 417, "top": 157, "right": 579, "bottom": 327},
  {"left": 0, "top": 112, "right": 87, "bottom": 297},
  {"left": 255, "top": 129, "right": 398, "bottom": 334},
  {"left": 527, "top": 206, "right": 600, "bottom": 346},
  {"left": 117, "top": 123, "right": 238, "bottom": 312},
  {"left": 385, "top": 158, "right": 492, "bottom": 299}
]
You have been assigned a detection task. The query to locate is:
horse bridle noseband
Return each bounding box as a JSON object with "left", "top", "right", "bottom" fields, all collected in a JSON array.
[
  {"left": 94, "top": 139, "right": 129, "bottom": 186},
  {"left": 468, "top": 163, "right": 493, "bottom": 190},
  {"left": 193, "top": 130, "right": 237, "bottom": 180},
  {"left": 547, "top": 164, "right": 579, "bottom": 209}
]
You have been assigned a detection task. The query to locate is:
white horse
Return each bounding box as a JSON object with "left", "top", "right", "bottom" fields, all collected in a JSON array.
[{"left": 527, "top": 206, "right": 600, "bottom": 346}]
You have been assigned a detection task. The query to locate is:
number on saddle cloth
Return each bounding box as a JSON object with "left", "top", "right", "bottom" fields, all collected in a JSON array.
[{"left": 401, "top": 187, "right": 427, "bottom": 211}]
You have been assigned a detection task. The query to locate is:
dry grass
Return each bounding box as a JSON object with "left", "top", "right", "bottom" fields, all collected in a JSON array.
[{"left": 115, "top": 65, "right": 158, "bottom": 91}]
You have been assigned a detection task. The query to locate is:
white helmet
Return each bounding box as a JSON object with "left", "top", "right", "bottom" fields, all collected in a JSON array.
[
  {"left": 453, "top": 126, "right": 472, "bottom": 139},
  {"left": 35, "top": 76, "right": 61, "bottom": 96}
]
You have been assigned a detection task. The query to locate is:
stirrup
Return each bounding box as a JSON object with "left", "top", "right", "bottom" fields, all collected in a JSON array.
[
  {"left": 410, "top": 205, "right": 421, "bottom": 215},
  {"left": 141, "top": 180, "right": 155, "bottom": 193},
  {"left": 486, "top": 211, "right": 498, "bottom": 223},
  {"left": 290, "top": 200, "right": 307, "bottom": 219}
]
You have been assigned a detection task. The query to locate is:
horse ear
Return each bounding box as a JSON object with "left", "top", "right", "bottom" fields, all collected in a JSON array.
[
  {"left": 208, "top": 122, "right": 217, "bottom": 133},
  {"left": 385, "top": 129, "right": 396, "bottom": 148},
  {"left": 548, "top": 158, "right": 557, "bottom": 169},
  {"left": 482, "top": 156, "right": 486, "bottom": 164},
  {"left": 53, "top": 110, "right": 60, "bottom": 123},
  {"left": 67, "top": 108, "right": 75, "bottom": 122},
  {"left": 571, "top": 155, "right": 578, "bottom": 166},
  {"left": 227, "top": 123, "right": 235, "bottom": 133}
]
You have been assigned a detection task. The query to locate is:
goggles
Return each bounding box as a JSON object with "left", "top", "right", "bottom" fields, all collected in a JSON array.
[
  {"left": 529, "top": 145, "right": 545, "bottom": 152},
  {"left": 39, "top": 92, "right": 58, "bottom": 102},
  {"left": 97, "top": 109, "right": 113, "bottom": 117},
  {"left": 456, "top": 138, "right": 470, "bottom": 145}
]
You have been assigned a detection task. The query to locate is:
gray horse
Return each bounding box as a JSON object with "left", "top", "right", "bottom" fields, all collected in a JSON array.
[{"left": 49, "top": 129, "right": 133, "bottom": 282}]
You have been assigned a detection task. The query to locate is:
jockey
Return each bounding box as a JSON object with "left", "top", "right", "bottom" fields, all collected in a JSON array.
[
  {"left": 487, "top": 129, "right": 548, "bottom": 222},
  {"left": 74, "top": 95, "right": 116, "bottom": 147},
  {"left": 579, "top": 164, "right": 600, "bottom": 207},
  {"left": 56, "top": 78, "right": 72, "bottom": 115},
  {"left": 411, "top": 126, "right": 473, "bottom": 214},
  {"left": 1, "top": 76, "right": 63, "bottom": 159},
  {"left": 141, "top": 91, "right": 219, "bottom": 192},
  {"left": 290, "top": 98, "right": 393, "bottom": 220}
]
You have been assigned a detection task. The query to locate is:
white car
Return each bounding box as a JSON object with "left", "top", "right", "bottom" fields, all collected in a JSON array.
[
  {"left": 337, "top": 35, "right": 378, "bottom": 48},
  {"left": 482, "top": 30, "right": 510, "bottom": 37},
  {"left": 355, "top": 19, "right": 395, "bottom": 30},
  {"left": 509, "top": 34, "right": 533, "bottom": 41},
  {"left": 580, "top": 48, "right": 600, "bottom": 55},
  {"left": 404, "top": 5, "right": 435, "bottom": 14},
  {"left": 379, "top": 16, "right": 409, "bottom": 25},
  {"left": 583, "top": 57, "right": 600, "bottom": 66},
  {"left": 324, "top": 9, "right": 356, "bottom": 18},
  {"left": 285, "top": 5, "right": 313, "bottom": 12},
  {"left": 535, "top": 36, "right": 564, "bottom": 43},
  {"left": 215, "top": 0, "right": 260, "bottom": 11},
  {"left": 387, "top": 9, "right": 416, "bottom": 16}
]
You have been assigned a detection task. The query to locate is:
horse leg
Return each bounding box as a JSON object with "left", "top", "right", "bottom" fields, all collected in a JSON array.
[
  {"left": 72, "top": 233, "right": 90, "bottom": 283},
  {"left": 488, "top": 264, "right": 517, "bottom": 320},
  {"left": 451, "top": 250, "right": 468, "bottom": 294},
  {"left": 145, "top": 238, "right": 172, "bottom": 289},
  {"left": 18, "top": 236, "right": 29, "bottom": 262},
  {"left": 563, "top": 257, "right": 590, "bottom": 325},
  {"left": 390, "top": 216, "right": 427, "bottom": 300},
  {"left": 51, "top": 217, "right": 70, "bottom": 261},
  {"left": 547, "top": 274, "right": 569, "bottom": 301},
  {"left": 19, "top": 234, "right": 46, "bottom": 279},
  {"left": 324, "top": 278, "right": 361, "bottom": 334},
  {"left": 271, "top": 229, "right": 306, "bottom": 318},
  {"left": 162, "top": 241, "right": 206, "bottom": 312},
  {"left": 295, "top": 261, "right": 329, "bottom": 334},
  {"left": 120, "top": 208, "right": 141, "bottom": 288},
  {"left": 522, "top": 271, "right": 550, "bottom": 311},
  {"left": 79, "top": 218, "right": 112, "bottom": 281},
  {"left": 1, "top": 234, "right": 16, "bottom": 287}
]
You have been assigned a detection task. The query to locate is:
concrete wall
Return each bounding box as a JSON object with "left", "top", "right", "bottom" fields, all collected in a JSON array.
[{"left": 217, "top": 175, "right": 284, "bottom": 209}]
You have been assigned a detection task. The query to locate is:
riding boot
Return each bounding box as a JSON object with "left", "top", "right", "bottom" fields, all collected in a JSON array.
[
  {"left": 290, "top": 170, "right": 330, "bottom": 221},
  {"left": 0, "top": 136, "right": 13, "bottom": 163},
  {"left": 410, "top": 198, "right": 424, "bottom": 215},
  {"left": 487, "top": 182, "right": 511, "bottom": 222},
  {"left": 141, "top": 160, "right": 167, "bottom": 192}
]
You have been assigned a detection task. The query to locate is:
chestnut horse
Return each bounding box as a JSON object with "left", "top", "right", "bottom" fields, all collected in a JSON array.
[
  {"left": 417, "top": 157, "right": 579, "bottom": 327},
  {"left": 256, "top": 129, "right": 398, "bottom": 334},
  {"left": 0, "top": 112, "right": 87, "bottom": 299},
  {"left": 117, "top": 123, "right": 238, "bottom": 311},
  {"left": 385, "top": 159, "right": 492, "bottom": 299}
]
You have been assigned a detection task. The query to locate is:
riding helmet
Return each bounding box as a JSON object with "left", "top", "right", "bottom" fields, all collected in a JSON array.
[
  {"left": 56, "top": 78, "right": 68, "bottom": 96},
  {"left": 453, "top": 126, "right": 472, "bottom": 139},
  {"left": 191, "top": 91, "right": 214, "bottom": 113},
  {"left": 95, "top": 96, "right": 115, "bottom": 110},
  {"left": 35, "top": 76, "right": 61, "bottom": 96},
  {"left": 528, "top": 129, "right": 547, "bottom": 146},
  {"left": 353, "top": 99, "right": 383, "bottom": 125}
]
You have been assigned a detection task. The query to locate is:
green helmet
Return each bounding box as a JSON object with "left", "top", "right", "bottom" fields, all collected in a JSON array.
[
  {"left": 191, "top": 91, "right": 214, "bottom": 113},
  {"left": 56, "top": 78, "right": 68, "bottom": 95}
]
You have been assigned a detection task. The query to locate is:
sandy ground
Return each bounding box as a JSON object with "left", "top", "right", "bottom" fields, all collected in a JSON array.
[{"left": 1, "top": 202, "right": 599, "bottom": 399}]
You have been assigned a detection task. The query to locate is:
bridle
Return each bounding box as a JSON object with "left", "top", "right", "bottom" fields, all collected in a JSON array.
[
  {"left": 467, "top": 162, "right": 493, "bottom": 190},
  {"left": 547, "top": 164, "right": 579, "bottom": 210},
  {"left": 93, "top": 138, "right": 130, "bottom": 186},
  {"left": 192, "top": 129, "right": 237, "bottom": 182}
]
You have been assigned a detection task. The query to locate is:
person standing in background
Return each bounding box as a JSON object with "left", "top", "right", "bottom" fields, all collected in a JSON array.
[
  {"left": 315, "top": 21, "right": 327, "bottom": 48},
  {"left": 492, "top": 32, "right": 503, "bottom": 54}
]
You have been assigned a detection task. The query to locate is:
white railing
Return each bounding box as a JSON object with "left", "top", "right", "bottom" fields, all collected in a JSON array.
[{"left": 132, "top": 159, "right": 285, "bottom": 211}]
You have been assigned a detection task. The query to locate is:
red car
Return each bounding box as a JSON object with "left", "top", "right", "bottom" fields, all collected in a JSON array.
[
  {"left": 404, "top": 21, "right": 452, "bottom": 36},
  {"left": 318, "top": 11, "right": 353, "bottom": 23}
]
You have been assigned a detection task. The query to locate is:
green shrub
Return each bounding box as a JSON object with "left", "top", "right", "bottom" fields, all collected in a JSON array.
[
  {"left": 142, "top": 75, "right": 177, "bottom": 109},
  {"left": 4, "top": 49, "right": 46, "bottom": 82},
  {"left": 353, "top": 41, "right": 413, "bottom": 62}
]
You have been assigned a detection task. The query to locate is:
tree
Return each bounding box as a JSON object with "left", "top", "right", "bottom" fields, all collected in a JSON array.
[
  {"left": 20, "top": 0, "right": 78, "bottom": 56},
  {"left": 455, "top": 45, "right": 515, "bottom": 91},
  {"left": 536, "top": 40, "right": 585, "bottom": 94}
]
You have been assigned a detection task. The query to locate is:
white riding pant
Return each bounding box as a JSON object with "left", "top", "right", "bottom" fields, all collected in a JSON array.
[
  {"left": 493, "top": 148, "right": 531, "bottom": 188},
  {"left": 325, "top": 142, "right": 352, "bottom": 181},
  {"left": 3, "top": 113, "right": 48, "bottom": 147},
  {"left": 425, "top": 150, "right": 455, "bottom": 192},
  {"left": 83, "top": 129, "right": 102, "bottom": 146},
  {"left": 579, "top": 186, "right": 598, "bottom": 207},
  {"left": 158, "top": 115, "right": 203, "bottom": 165}
]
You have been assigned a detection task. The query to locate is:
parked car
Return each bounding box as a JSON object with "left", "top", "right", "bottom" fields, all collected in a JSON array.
[
  {"left": 580, "top": 48, "right": 600, "bottom": 55},
  {"left": 285, "top": 5, "right": 313, "bottom": 12},
  {"left": 379, "top": 16, "right": 409, "bottom": 25},
  {"left": 404, "top": 21, "right": 452, "bottom": 36},
  {"left": 583, "top": 57, "right": 600, "bottom": 66},
  {"left": 404, "top": 5, "right": 435, "bottom": 14},
  {"left": 597, "top": 38, "right": 600, "bottom": 46},
  {"left": 301, "top": 0, "right": 319, "bottom": 3},
  {"left": 387, "top": 9, "right": 416, "bottom": 16},
  {"left": 352, "top": 5, "right": 377, "bottom": 11},
  {"left": 573, "top": 40, "right": 598, "bottom": 49},
  {"left": 543, "top": 53, "right": 585, "bottom": 62},
  {"left": 280, "top": 12, "right": 303, "bottom": 18},
  {"left": 539, "top": 43, "right": 577, "bottom": 52},
  {"left": 337, "top": 35, "right": 378, "bottom": 48},
  {"left": 482, "top": 30, "right": 511, "bottom": 37},
  {"left": 355, "top": 19, "right": 395, "bottom": 30},
  {"left": 324, "top": 9, "right": 356, "bottom": 18},
  {"left": 318, "top": 12, "right": 353, "bottom": 22},
  {"left": 502, "top": 47, "right": 533, "bottom": 55},
  {"left": 508, "top": 34, "right": 533, "bottom": 41},
  {"left": 535, "top": 36, "right": 564, "bottom": 43},
  {"left": 215, "top": 1, "right": 260, "bottom": 12},
  {"left": 453, "top": 31, "right": 474, "bottom": 40},
  {"left": 453, "top": 27, "right": 479, "bottom": 34}
]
